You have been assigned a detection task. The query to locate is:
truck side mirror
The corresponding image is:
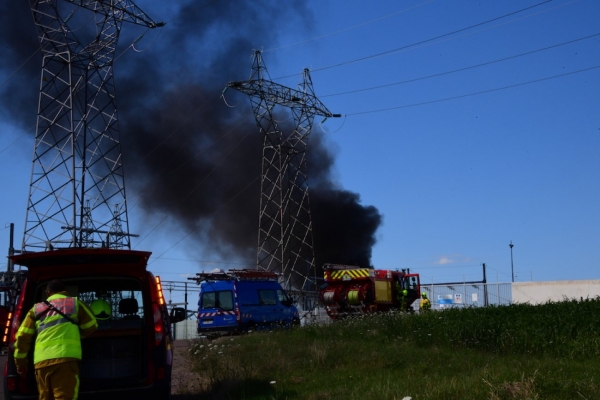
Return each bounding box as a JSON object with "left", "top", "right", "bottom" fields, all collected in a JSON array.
[
  {"left": 169, "top": 307, "right": 186, "bottom": 323},
  {"left": 282, "top": 297, "right": 294, "bottom": 307}
]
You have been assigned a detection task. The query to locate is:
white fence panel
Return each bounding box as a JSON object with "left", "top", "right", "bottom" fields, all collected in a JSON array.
[{"left": 172, "top": 319, "right": 199, "bottom": 340}]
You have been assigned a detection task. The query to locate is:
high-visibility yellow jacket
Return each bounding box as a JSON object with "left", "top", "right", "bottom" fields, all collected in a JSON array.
[
  {"left": 14, "top": 292, "right": 98, "bottom": 369},
  {"left": 420, "top": 298, "right": 431, "bottom": 311}
]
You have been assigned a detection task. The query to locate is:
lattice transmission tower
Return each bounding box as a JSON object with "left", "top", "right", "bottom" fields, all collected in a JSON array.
[
  {"left": 227, "top": 51, "right": 340, "bottom": 291},
  {"left": 23, "top": 0, "right": 162, "bottom": 252}
]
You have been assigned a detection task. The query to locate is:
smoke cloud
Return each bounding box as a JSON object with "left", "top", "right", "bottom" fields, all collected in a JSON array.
[{"left": 1, "top": 1, "right": 382, "bottom": 274}]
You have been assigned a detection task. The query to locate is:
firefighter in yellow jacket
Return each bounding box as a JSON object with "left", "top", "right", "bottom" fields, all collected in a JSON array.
[
  {"left": 14, "top": 279, "right": 98, "bottom": 400},
  {"left": 420, "top": 291, "right": 432, "bottom": 312}
]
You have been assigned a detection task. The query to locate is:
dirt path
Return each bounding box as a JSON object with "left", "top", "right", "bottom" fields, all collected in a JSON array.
[{"left": 171, "top": 339, "right": 205, "bottom": 397}]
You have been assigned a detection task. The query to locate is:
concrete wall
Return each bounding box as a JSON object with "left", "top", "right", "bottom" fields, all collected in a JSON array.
[{"left": 512, "top": 280, "right": 600, "bottom": 304}]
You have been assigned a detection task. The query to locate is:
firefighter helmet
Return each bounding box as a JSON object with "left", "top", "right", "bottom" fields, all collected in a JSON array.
[
  {"left": 90, "top": 299, "right": 111, "bottom": 320},
  {"left": 422, "top": 292, "right": 427, "bottom": 298}
]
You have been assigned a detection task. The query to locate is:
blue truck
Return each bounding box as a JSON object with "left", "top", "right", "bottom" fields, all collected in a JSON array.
[{"left": 189, "top": 269, "right": 300, "bottom": 334}]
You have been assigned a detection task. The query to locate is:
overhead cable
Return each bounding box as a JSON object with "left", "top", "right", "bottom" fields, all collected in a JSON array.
[
  {"left": 146, "top": 175, "right": 260, "bottom": 264},
  {"left": 264, "top": 0, "right": 435, "bottom": 52},
  {"left": 313, "top": 0, "right": 553, "bottom": 73},
  {"left": 322, "top": 32, "right": 600, "bottom": 98},
  {"left": 345, "top": 64, "right": 600, "bottom": 116},
  {"left": 135, "top": 127, "right": 255, "bottom": 249},
  {"left": 276, "top": 0, "right": 553, "bottom": 79}
]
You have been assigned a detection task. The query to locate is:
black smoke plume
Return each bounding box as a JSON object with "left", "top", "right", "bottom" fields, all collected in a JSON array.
[{"left": 1, "top": 1, "right": 382, "bottom": 275}]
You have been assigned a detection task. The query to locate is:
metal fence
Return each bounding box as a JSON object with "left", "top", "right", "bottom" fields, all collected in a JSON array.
[
  {"left": 172, "top": 319, "right": 200, "bottom": 340},
  {"left": 169, "top": 282, "right": 514, "bottom": 335},
  {"left": 416, "top": 282, "right": 512, "bottom": 311}
]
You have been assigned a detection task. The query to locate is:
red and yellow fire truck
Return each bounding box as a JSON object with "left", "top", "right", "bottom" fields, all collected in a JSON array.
[{"left": 319, "top": 264, "right": 420, "bottom": 319}]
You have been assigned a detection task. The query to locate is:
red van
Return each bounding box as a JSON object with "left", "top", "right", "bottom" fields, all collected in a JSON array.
[{"left": 3, "top": 248, "right": 185, "bottom": 400}]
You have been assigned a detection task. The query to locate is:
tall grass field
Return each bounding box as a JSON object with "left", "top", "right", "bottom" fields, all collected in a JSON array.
[{"left": 181, "top": 297, "right": 600, "bottom": 399}]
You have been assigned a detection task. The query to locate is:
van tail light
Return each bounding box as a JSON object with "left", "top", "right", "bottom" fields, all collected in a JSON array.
[
  {"left": 2, "top": 312, "right": 13, "bottom": 344},
  {"left": 153, "top": 276, "right": 166, "bottom": 346},
  {"left": 153, "top": 304, "right": 164, "bottom": 345},
  {"left": 155, "top": 276, "right": 165, "bottom": 306},
  {"left": 10, "top": 280, "right": 27, "bottom": 350}
]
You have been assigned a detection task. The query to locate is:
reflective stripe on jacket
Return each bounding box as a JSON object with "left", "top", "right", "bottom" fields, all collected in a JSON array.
[{"left": 14, "top": 292, "right": 98, "bottom": 368}]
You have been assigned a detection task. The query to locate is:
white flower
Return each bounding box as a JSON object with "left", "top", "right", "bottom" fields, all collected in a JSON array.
[{"left": 270, "top": 381, "right": 276, "bottom": 385}]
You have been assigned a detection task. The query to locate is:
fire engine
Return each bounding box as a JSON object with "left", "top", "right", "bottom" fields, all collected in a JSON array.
[{"left": 319, "top": 264, "right": 420, "bottom": 319}]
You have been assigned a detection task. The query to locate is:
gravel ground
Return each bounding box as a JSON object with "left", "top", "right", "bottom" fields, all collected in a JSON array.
[{"left": 171, "top": 339, "right": 206, "bottom": 396}]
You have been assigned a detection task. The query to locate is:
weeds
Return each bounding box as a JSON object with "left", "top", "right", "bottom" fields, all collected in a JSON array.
[{"left": 185, "top": 297, "right": 600, "bottom": 399}]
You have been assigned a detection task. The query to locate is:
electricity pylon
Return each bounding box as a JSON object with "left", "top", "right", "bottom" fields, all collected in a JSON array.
[
  {"left": 227, "top": 51, "right": 340, "bottom": 291},
  {"left": 23, "top": 0, "right": 162, "bottom": 251}
]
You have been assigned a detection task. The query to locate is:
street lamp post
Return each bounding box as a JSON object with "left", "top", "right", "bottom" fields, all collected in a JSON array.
[{"left": 509, "top": 241, "right": 514, "bottom": 282}]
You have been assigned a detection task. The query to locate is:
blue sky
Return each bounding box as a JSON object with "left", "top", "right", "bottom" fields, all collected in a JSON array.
[{"left": 1, "top": 0, "right": 599, "bottom": 301}]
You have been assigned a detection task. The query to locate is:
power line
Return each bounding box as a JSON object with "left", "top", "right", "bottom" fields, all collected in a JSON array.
[
  {"left": 0, "top": 48, "right": 40, "bottom": 91},
  {"left": 276, "top": 0, "right": 553, "bottom": 79},
  {"left": 133, "top": 127, "right": 255, "bottom": 248},
  {"left": 345, "top": 64, "right": 600, "bottom": 117},
  {"left": 146, "top": 175, "right": 260, "bottom": 264},
  {"left": 264, "top": 0, "right": 435, "bottom": 52},
  {"left": 154, "top": 257, "right": 255, "bottom": 266},
  {"left": 322, "top": 32, "right": 600, "bottom": 98},
  {"left": 485, "top": 265, "right": 512, "bottom": 278},
  {"left": 416, "top": 264, "right": 483, "bottom": 270},
  {"left": 127, "top": 97, "right": 243, "bottom": 213},
  {"left": 0, "top": 129, "right": 31, "bottom": 155}
]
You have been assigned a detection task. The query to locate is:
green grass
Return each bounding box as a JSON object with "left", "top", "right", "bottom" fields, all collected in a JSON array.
[{"left": 183, "top": 297, "right": 600, "bottom": 399}]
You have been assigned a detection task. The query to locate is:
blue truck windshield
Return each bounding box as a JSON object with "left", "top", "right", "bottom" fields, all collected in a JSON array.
[{"left": 201, "top": 290, "right": 234, "bottom": 311}]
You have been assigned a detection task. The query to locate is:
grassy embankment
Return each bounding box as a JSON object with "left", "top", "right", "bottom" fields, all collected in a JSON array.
[{"left": 181, "top": 297, "right": 600, "bottom": 399}]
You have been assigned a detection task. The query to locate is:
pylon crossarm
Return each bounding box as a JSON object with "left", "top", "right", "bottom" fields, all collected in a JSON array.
[
  {"left": 227, "top": 80, "right": 339, "bottom": 118},
  {"left": 67, "top": 0, "right": 164, "bottom": 28}
]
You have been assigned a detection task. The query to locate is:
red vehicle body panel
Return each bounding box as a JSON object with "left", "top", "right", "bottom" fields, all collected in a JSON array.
[
  {"left": 4, "top": 248, "right": 174, "bottom": 400},
  {"left": 320, "top": 265, "right": 421, "bottom": 319}
]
